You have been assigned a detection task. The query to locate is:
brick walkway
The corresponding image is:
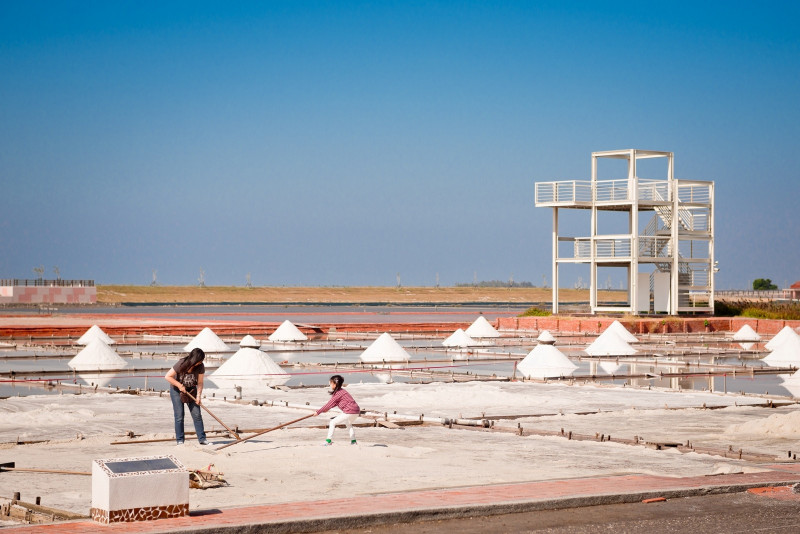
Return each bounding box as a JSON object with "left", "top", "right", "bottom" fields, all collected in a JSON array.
[{"left": 7, "top": 465, "right": 800, "bottom": 533}]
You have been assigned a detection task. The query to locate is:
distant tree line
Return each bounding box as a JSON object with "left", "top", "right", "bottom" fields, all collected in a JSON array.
[{"left": 455, "top": 280, "right": 535, "bottom": 288}]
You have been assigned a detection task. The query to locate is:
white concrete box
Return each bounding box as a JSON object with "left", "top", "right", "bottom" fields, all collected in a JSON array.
[{"left": 90, "top": 455, "right": 188, "bottom": 524}]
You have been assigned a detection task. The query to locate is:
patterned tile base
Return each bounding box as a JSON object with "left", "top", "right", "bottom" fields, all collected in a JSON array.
[{"left": 90, "top": 503, "right": 188, "bottom": 524}]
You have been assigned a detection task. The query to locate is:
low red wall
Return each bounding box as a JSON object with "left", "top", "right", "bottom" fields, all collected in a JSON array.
[{"left": 497, "top": 316, "right": 800, "bottom": 334}]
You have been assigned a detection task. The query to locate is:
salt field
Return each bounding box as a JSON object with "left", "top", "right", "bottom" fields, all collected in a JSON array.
[{"left": 1, "top": 306, "right": 800, "bottom": 521}]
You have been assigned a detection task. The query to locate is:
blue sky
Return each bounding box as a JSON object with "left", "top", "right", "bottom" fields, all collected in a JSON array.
[{"left": 1, "top": 1, "right": 798, "bottom": 289}]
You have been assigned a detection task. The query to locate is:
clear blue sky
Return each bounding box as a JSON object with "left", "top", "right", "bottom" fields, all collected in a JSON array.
[{"left": 1, "top": 1, "right": 798, "bottom": 289}]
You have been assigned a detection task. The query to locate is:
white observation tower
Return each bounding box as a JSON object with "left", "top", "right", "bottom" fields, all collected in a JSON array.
[{"left": 535, "top": 149, "right": 715, "bottom": 315}]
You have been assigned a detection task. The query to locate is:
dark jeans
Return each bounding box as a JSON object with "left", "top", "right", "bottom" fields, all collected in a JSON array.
[{"left": 169, "top": 386, "right": 206, "bottom": 443}]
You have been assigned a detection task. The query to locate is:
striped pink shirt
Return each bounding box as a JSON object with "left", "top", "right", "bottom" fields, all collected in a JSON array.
[{"left": 316, "top": 389, "right": 360, "bottom": 415}]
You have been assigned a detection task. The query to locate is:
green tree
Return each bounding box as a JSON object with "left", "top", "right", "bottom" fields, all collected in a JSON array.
[{"left": 753, "top": 278, "right": 778, "bottom": 290}]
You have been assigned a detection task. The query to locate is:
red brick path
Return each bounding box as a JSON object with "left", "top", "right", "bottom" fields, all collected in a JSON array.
[{"left": 6, "top": 466, "right": 800, "bottom": 533}]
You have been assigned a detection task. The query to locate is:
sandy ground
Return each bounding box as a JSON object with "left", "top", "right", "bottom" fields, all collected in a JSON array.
[
  {"left": 94, "top": 285, "right": 606, "bottom": 304},
  {"left": 1, "top": 381, "right": 796, "bottom": 516}
]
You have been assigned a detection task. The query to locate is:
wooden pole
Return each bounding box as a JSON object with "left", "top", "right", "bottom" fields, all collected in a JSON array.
[
  {"left": 1, "top": 467, "right": 90, "bottom": 476},
  {"left": 184, "top": 391, "right": 241, "bottom": 440},
  {"left": 216, "top": 414, "right": 314, "bottom": 451}
]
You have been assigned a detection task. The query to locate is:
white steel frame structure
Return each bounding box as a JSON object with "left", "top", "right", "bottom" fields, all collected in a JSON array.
[{"left": 535, "top": 149, "right": 715, "bottom": 315}]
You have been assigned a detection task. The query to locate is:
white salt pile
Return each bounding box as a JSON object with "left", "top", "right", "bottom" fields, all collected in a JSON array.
[
  {"left": 516, "top": 344, "right": 577, "bottom": 379},
  {"left": 725, "top": 410, "right": 800, "bottom": 439},
  {"left": 239, "top": 334, "right": 261, "bottom": 348},
  {"left": 442, "top": 328, "right": 478, "bottom": 348},
  {"left": 76, "top": 325, "right": 115, "bottom": 346},
  {"left": 585, "top": 329, "right": 636, "bottom": 357},
  {"left": 762, "top": 334, "right": 800, "bottom": 367},
  {"left": 733, "top": 324, "right": 761, "bottom": 342},
  {"left": 68, "top": 339, "right": 128, "bottom": 387},
  {"left": 183, "top": 327, "right": 231, "bottom": 353},
  {"left": 465, "top": 316, "right": 500, "bottom": 339},
  {"left": 536, "top": 330, "right": 556, "bottom": 344},
  {"left": 606, "top": 320, "right": 638, "bottom": 343},
  {"left": 765, "top": 326, "right": 800, "bottom": 351},
  {"left": 68, "top": 339, "right": 127, "bottom": 371},
  {"left": 268, "top": 320, "right": 308, "bottom": 342},
  {"left": 360, "top": 333, "right": 411, "bottom": 363},
  {"left": 209, "top": 347, "right": 288, "bottom": 388}
]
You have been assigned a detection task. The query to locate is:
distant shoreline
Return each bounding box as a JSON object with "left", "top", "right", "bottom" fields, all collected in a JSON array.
[{"left": 95, "top": 285, "right": 618, "bottom": 305}]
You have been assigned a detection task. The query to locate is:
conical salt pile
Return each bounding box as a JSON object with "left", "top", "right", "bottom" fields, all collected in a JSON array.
[
  {"left": 360, "top": 333, "right": 411, "bottom": 363},
  {"left": 606, "top": 320, "right": 638, "bottom": 343},
  {"left": 210, "top": 347, "right": 288, "bottom": 388},
  {"left": 76, "top": 325, "right": 115, "bottom": 346},
  {"left": 268, "top": 320, "right": 308, "bottom": 342},
  {"left": 780, "top": 374, "right": 800, "bottom": 397},
  {"left": 465, "top": 316, "right": 500, "bottom": 339},
  {"left": 585, "top": 329, "right": 636, "bottom": 356},
  {"left": 239, "top": 335, "right": 261, "bottom": 348},
  {"left": 765, "top": 326, "right": 800, "bottom": 351},
  {"left": 762, "top": 334, "right": 800, "bottom": 367},
  {"left": 68, "top": 339, "right": 127, "bottom": 371},
  {"left": 537, "top": 330, "right": 556, "bottom": 344},
  {"left": 183, "top": 327, "right": 231, "bottom": 353},
  {"left": 442, "top": 329, "right": 478, "bottom": 348},
  {"left": 517, "top": 344, "right": 577, "bottom": 379},
  {"left": 733, "top": 324, "right": 761, "bottom": 342}
]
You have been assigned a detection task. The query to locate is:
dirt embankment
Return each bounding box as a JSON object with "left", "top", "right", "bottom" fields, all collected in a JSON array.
[{"left": 96, "top": 285, "right": 616, "bottom": 305}]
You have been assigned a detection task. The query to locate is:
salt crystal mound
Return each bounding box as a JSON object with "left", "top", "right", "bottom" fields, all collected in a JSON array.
[
  {"left": 765, "top": 326, "right": 800, "bottom": 351},
  {"left": 537, "top": 330, "right": 556, "bottom": 344},
  {"left": 763, "top": 334, "right": 800, "bottom": 367},
  {"left": 585, "top": 329, "right": 636, "bottom": 357},
  {"left": 732, "top": 324, "right": 761, "bottom": 342},
  {"left": 517, "top": 344, "right": 577, "bottom": 379},
  {"left": 442, "top": 329, "right": 478, "bottom": 348},
  {"left": 725, "top": 410, "right": 800, "bottom": 439},
  {"left": 268, "top": 320, "right": 308, "bottom": 342},
  {"left": 183, "top": 327, "right": 231, "bottom": 353},
  {"left": 239, "top": 335, "right": 261, "bottom": 348},
  {"left": 606, "top": 320, "right": 638, "bottom": 343},
  {"left": 209, "top": 347, "right": 289, "bottom": 388},
  {"left": 360, "top": 333, "right": 411, "bottom": 363},
  {"left": 68, "top": 339, "right": 128, "bottom": 371},
  {"left": 779, "top": 375, "right": 800, "bottom": 397},
  {"left": 464, "top": 316, "right": 500, "bottom": 339},
  {"left": 76, "top": 325, "right": 115, "bottom": 346}
]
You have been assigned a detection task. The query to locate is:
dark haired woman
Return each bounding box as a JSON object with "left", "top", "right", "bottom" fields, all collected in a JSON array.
[
  {"left": 165, "top": 348, "right": 208, "bottom": 445},
  {"left": 314, "top": 374, "right": 361, "bottom": 445}
]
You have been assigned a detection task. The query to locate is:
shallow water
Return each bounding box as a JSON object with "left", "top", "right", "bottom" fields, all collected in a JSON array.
[{"left": 1, "top": 304, "right": 795, "bottom": 398}]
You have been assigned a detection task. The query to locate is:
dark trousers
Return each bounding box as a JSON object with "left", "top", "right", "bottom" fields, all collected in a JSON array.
[{"left": 169, "top": 386, "right": 206, "bottom": 443}]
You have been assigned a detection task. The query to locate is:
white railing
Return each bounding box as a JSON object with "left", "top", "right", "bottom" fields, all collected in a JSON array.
[
  {"left": 677, "top": 182, "right": 711, "bottom": 203},
  {"left": 642, "top": 214, "right": 659, "bottom": 237},
  {"left": 637, "top": 179, "right": 670, "bottom": 202},
  {"left": 595, "top": 238, "right": 631, "bottom": 258},
  {"left": 574, "top": 238, "right": 591, "bottom": 258},
  {"left": 594, "top": 179, "right": 631, "bottom": 202},
  {"left": 535, "top": 181, "right": 592, "bottom": 203},
  {"left": 638, "top": 236, "right": 671, "bottom": 258},
  {"left": 536, "top": 178, "right": 711, "bottom": 206}
]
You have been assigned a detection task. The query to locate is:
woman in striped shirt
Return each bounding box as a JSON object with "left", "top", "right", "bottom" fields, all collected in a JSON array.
[{"left": 315, "top": 374, "right": 361, "bottom": 445}]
